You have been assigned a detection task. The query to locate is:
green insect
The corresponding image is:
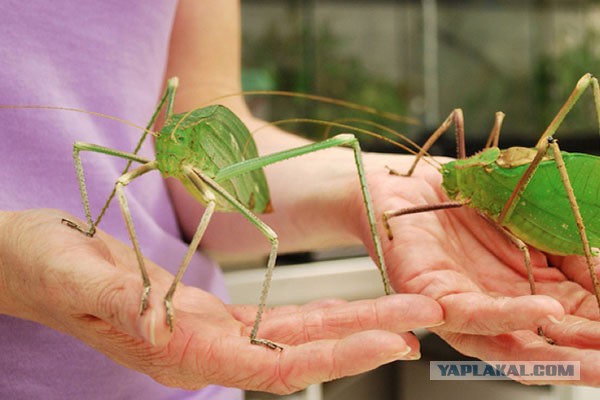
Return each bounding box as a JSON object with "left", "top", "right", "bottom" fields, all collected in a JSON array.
[
  {"left": 383, "top": 73, "right": 600, "bottom": 332},
  {"left": 57, "top": 77, "right": 392, "bottom": 350}
]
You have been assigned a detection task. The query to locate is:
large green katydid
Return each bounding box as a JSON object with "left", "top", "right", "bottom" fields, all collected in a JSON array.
[
  {"left": 383, "top": 73, "right": 600, "bottom": 335},
  {"left": 56, "top": 77, "right": 393, "bottom": 350}
]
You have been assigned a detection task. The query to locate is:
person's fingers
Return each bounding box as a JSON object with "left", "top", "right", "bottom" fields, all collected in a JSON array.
[
  {"left": 275, "top": 330, "right": 420, "bottom": 391},
  {"left": 436, "top": 292, "right": 564, "bottom": 335},
  {"left": 63, "top": 267, "right": 173, "bottom": 346},
  {"left": 541, "top": 315, "right": 600, "bottom": 349},
  {"left": 207, "top": 330, "right": 419, "bottom": 394},
  {"left": 549, "top": 254, "right": 600, "bottom": 292},
  {"left": 230, "top": 294, "right": 444, "bottom": 344},
  {"left": 227, "top": 298, "right": 349, "bottom": 324},
  {"left": 533, "top": 279, "right": 600, "bottom": 320},
  {"left": 0, "top": 209, "right": 172, "bottom": 345}
]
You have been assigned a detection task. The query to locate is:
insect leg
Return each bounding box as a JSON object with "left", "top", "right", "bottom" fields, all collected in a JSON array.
[
  {"left": 474, "top": 213, "right": 555, "bottom": 342},
  {"left": 162, "top": 168, "right": 217, "bottom": 331},
  {"left": 217, "top": 133, "right": 392, "bottom": 296},
  {"left": 187, "top": 166, "right": 282, "bottom": 350},
  {"left": 391, "top": 108, "right": 465, "bottom": 177},
  {"left": 64, "top": 142, "right": 151, "bottom": 236},
  {"left": 483, "top": 111, "right": 506, "bottom": 149},
  {"left": 497, "top": 139, "right": 552, "bottom": 225},
  {"left": 92, "top": 77, "right": 180, "bottom": 228},
  {"left": 477, "top": 214, "right": 537, "bottom": 293},
  {"left": 114, "top": 161, "right": 160, "bottom": 315},
  {"left": 346, "top": 135, "right": 393, "bottom": 294},
  {"left": 498, "top": 74, "right": 600, "bottom": 225},
  {"left": 535, "top": 73, "right": 599, "bottom": 147},
  {"left": 547, "top": 137, "right": 600, "bottom": 314},
  {"left": 382, "top": 201, "right": 466, "bottom": 240},
  {"left": 488, "top": 76, "right": 600, "bottom": 329}
]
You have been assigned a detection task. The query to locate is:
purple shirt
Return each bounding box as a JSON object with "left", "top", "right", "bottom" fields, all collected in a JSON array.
[{"left": 0, "top": 1, "right": 242, "bottom": 398}]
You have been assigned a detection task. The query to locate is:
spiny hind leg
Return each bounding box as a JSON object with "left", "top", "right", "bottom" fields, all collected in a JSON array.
[
  {"left": 534, "top": 73, "right": 600, "bottom": 147},
  {"left": 535, "top": 73, "right": 600, "bottom": 313}
]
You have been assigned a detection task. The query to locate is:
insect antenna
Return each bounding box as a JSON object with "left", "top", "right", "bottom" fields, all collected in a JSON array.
[
  {"left": 0, "top": 105, "right": 157, "bottom": 137},
  {"left": 170, "top": 89, "right": 421, "bottom": 145},
  {"left": 207, "top": 90, "right": 420, "bottom": 125}
]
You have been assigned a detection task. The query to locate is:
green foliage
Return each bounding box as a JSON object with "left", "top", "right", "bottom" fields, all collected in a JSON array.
[
  {"left": 533, "top": 31, "right": 600, "bottom": 135},
  {"left": 242, "top": 19, "right": 411, "bottom": 151}
]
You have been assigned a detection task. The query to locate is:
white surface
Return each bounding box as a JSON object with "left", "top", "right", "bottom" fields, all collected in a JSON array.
[{"left": 224, "top": 256, "right": 387, "bottom": 306}]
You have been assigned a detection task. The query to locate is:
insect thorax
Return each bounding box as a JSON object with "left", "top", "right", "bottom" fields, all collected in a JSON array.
[{"left": 441, "top": 147, "right": 510, "bottom": 217}]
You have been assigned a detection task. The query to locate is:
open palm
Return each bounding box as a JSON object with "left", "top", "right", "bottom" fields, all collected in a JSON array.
[
  {"left": 0, "top": 209, "right": 443, "bottom": 394},
  {"left": 366, "top": 155, "right": 600, "bottom": 386}
]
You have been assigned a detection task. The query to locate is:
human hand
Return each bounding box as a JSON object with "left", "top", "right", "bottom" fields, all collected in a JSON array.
[
  {"left": 356, "top": 154, "right": 600, "bottom": 386},
  {"left": 0, "top": 208, "right": 443, "bottom": 394}
]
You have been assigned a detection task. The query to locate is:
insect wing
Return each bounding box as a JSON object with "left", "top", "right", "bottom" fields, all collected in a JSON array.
[
  {"left": 159, "top": 105, "right": 271, "bottom": 213},
  {"left": 495, "top": 153, "right": 600, "bottom": 255}
]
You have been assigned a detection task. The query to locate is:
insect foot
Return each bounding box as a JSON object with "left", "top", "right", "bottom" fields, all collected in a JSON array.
[
  {"left": 538, "top": 327, "right": 555, "bottom": 345},
  {"left": 164, "top": 296, "right": 175, "bottom": 332},
  {"left": 138, "top": 285, "right": 151, "bottom": 316},
  {"left": 382, "top": 211, "right": 396, "bottom": 240},
  {"left": 251, "top": 338, "right": 284, "bottom": 351},
  {"left": 385, "top": 165, "right": 405, "bottom": 177},
  {"left": 61, "top": 218, "right": 96, "bottom": 237}
]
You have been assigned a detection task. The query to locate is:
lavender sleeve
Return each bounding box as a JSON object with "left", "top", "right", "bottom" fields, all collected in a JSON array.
[{"left": 0, "top": 1, "right": 242, "bottom": 398}]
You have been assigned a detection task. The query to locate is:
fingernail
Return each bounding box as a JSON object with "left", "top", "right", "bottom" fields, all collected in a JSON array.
[
  {"left": 547, "top": 314, "right": 564, "bottom": 324},
  {"left": 425, "top": 320, "right": 446, "bottom": 328},
  {"left": 535, "top": 314, "right": 564, "bottom": 326},
  {"left": 393, "top": 346, "right": 416, "bottom": 360},
  {"left": 145, "top": 309, "right": 157, "bottom": 346},
  {"left": 406, "top": 351, "right": 421, "bottom": 361}
]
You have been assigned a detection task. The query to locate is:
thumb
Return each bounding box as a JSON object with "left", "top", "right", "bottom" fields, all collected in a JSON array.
[{"left": 76, "top": 270, "right": 173, "bottom": 347}]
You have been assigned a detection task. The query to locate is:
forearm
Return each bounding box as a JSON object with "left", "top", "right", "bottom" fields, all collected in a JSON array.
[
  {"left": 167, "top": 119, "right": 370, "bottom": 258},
  {"left": 205, "top": 121, "right": 367, "bottom": 256},
  {"left": 163, "top": 0, "right": 370, "bottom": 258}
]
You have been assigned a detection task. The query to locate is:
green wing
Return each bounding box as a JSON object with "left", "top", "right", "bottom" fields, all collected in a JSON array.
[
  {"left": 492, "top": 152, "right": 600, "bottom": 255},
  {"left": 157, "top": 105, "right": 271, "bottom": 213}
]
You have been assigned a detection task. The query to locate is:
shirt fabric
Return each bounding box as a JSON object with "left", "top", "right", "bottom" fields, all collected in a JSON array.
[{"left": 0, "top": 1, "right": 242, "bottom": 398}]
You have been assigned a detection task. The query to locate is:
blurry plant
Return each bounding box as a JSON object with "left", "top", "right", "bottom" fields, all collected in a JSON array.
[
  {"left": 533, "top": 31, "right": 600, "bottom": 136},
  {"left": 242, "top": 17, "right": 412, "bottom": 152}
]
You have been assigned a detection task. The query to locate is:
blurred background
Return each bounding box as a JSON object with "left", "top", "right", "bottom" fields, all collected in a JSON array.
[
  {"left": 232, "top": 1, "right": 600, "bottom": 399},
  {"left": 241, "top": 0, "right": 600, "bottom": 155}
]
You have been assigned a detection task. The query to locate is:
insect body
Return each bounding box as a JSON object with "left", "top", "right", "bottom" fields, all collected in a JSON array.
[
  {"left": 156, "top": 105, "right": 271, "bottom": 213},
  {"left": 61, "top": 77, "right": 392, "bottom": 350},
  {"left": 383, "top": 73, "right": 600, "bottom": 326},
  {"left": 442, "top": 148, "right": 600, "bottom": 257}
]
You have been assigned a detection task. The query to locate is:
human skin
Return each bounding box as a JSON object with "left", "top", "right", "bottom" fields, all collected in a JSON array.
[
  {"left": 1, "top": 0, "right": 599, "bottom": 394},
  {"left": 167, "top": 0, "right": 600, "bottom": 387},
  {"left": 0, "top": 208, "right": 441, "bottom": 393}
]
